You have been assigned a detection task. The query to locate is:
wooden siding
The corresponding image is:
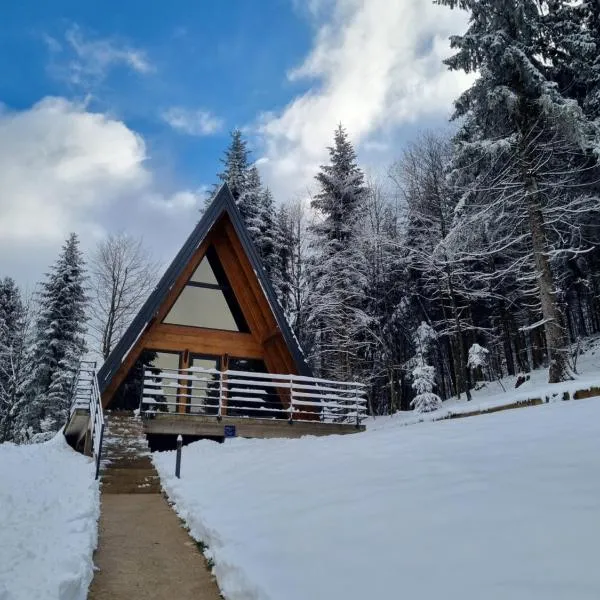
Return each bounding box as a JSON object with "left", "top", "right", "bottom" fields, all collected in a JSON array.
[{"left": 101, "top": 213, "right": 300, "bottom": 408}]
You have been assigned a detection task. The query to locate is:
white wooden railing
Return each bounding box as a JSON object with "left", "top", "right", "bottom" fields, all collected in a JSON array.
[
  {"left": 69, "top": 360, "right": 105, "bottom": 479},
  {"left": 140, "top": 366, "right": 367, "bottom": 426}
]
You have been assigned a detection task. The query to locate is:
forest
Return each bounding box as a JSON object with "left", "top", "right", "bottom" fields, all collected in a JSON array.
[{"left": 1, "top": 0, "right": 600, "bottom": 441}]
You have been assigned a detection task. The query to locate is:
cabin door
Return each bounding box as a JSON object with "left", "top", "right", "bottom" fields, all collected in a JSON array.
[{"left": 188, "top": 354, "right": 221, "bottom": 414}]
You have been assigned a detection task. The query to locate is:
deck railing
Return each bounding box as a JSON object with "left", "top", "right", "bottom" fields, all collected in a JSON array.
[
  {"left": 140, "top": 366, "right": 368, "bottom": 427},
  {"left": 69, "top": 360, "right": 105, "bottom": 479}
]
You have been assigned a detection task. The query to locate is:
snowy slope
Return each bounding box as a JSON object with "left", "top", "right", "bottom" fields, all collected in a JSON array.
[
  {"left": 368, "top": 334, "right": 600, "bottom": 430},
  {"left": 155, "top": 400, "right": 600, "bottom": 600},
  {"left": 0, "top": 435, "right": 100, "bottom": 600}
]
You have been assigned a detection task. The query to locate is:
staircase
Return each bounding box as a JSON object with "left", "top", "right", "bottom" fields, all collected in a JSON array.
[{"left": 99, "top": 412, "right": 161, "bottom": 494}]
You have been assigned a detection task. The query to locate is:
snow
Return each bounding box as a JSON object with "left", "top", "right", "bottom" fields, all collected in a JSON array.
[
  {"left": 0, "top": 435, "right": 100, "bottom": 600},
  {"left": 370, "top": 334, "right": 600, "bottom": 430},
  {"left": 154, "top": 398, "right": 600, "bottom": 600}
]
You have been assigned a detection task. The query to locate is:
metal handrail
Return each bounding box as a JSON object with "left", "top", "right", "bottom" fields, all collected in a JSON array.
[
  {"left": 139, "top": 365, "right": 367, "bottom": 427},
  {"left": 69, "top": 361, "right": 105, "bottom": 479}
]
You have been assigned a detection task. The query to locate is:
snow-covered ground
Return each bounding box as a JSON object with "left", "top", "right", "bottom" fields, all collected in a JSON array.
[
  {"left": 0, "top": 435, "right": 100, "bottom": 600},
  {"left": 369, "top": 334, "right": 600, "bottom": 430},
  {"left": 155, "top": 399, "right": 600, "bottom": 600}
]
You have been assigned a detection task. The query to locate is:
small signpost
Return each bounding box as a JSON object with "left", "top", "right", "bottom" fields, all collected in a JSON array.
[
  {"left": 175, "top": 434, "right": 182, "bottom": 478},
  {"left": 223, "top": 425, "right": 236, "bottom": 439}
]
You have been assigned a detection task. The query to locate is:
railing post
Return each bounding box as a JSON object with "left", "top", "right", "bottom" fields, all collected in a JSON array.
[
  {"left": 288, "top": 376, "right": 294, "bottom": 425},
  {"left": 175, "top": 434, "right": 183, "bottom": 478},
  {"left": 95, "top": 422, "right": 105, "bottom": 480},
  {"left": 138, "top": 369, "right": 145, "bottom": 417},
  {"left": 217, "top": 370, "right": 223, "bottom": 422},
  {"left": 354, "top": 385, "right": 360, "bottom": 429}
]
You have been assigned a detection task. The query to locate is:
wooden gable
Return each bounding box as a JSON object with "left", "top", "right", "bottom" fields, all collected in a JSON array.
[{"left": 99, "top": 185, "right": 310, "bottom": 409}]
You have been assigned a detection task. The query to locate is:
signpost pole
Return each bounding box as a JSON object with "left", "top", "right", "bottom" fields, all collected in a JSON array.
[{"left": 175, "top": 434, "right": 182, "bottom": 478}]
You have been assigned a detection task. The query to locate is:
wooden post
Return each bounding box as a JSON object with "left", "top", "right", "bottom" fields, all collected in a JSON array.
[
  {"left": 220, "top": 354, "right": 229, "bottom": 418},
  {"left": 177, "top": 350, "right": 190, "bottom": 414}
]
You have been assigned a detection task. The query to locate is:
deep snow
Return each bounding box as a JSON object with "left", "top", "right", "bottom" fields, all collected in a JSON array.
[
  {"left": 0, "top": 435, "right": 100, "bottom": 600},
  {"left": 155, "top": 399, "right": 600, "bottom": 600}
]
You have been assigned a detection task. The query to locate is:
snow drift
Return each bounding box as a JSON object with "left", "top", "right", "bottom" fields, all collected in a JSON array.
[{"left": 0, "top": 435, "right": 100, "bottom": 600}]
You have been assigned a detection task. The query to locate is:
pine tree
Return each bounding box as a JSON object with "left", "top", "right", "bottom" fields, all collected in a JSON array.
[
  {"left": 411, "top": 365, "right": 442, "bottom": 413},
  {"left": 410, "top": 322, "right": 442, "bottom": 413},
  {"left": 438, "top": 0, "right": 599, "bottom": 383},
  {"left": 0, "top": 278, "right": 29, "bottom": 441},
  {"left": 28, "top": 233, "right": 88, "bottom": 439},
  {"left": 307, "top": 125, "right": 371, "bottom": 381},
  {"left": 215, "top": 133, "right": 287, "bottom": 303},
  {"left": 273, "top": 204, "right": 293, "bottom": 314},
  {"left": 238, "top": 164, "right": 262, "bottom": 235},
  {"left": 217, "top": 129, "right": 250, "bottom": 213}
]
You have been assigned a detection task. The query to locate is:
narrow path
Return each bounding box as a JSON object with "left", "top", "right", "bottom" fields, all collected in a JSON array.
[{"left": 88, "top": 413, "right": 222, "bottom": 600}]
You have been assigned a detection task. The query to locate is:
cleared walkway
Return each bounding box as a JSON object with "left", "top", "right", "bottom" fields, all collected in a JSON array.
[{"left": 88, "top": 413, "right": 221, "bottom": 600}]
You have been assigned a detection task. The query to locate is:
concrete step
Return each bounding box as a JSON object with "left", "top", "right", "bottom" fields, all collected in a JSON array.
[
  {"left": 101, "top": 457, "right": 155, "bottom": 470},
  {"left": 101, "top": 481, "right": 162, "bottom": 494},
  {"left": 99, "top": 413, "right": 161, "bottom": 495}
]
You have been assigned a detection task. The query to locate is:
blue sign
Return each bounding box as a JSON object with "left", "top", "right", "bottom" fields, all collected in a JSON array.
[{"left": 224, "top": 425, "right": 237, "bottom": 438}]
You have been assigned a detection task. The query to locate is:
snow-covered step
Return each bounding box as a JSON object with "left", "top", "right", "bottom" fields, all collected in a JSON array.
[{"left": 99, "top": 412, "right": 161, "bottom": 494}]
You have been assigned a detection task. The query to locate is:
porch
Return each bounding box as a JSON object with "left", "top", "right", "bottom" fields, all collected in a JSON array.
[{"left": 140, "top": 365, "right": 367, "bottom": 439}]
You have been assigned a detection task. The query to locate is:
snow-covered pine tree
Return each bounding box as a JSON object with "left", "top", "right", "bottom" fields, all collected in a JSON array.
[
  {"left": 410, "top": 322, "right": 442, "bottom": 413},
  {"left": 273, "top": 203, "right": 293, "bottom": 314},
  {"left": 28, "top": 233, "right": 88, "bottom": 439},
  {"left": 438, "top": 0, "right": 599, "bottom": 383},
  {"left": 256, "top": 187, "right": 279, "bottom": 278},
  {"left": 216, "top": 129, "right": 250, "bottom": 209},
  {"left": 392, "top": 133, "right": 474, "bottom": 401},
  {"left": 467, "top": 343, "right": 489, "bottom": 382},
  {"left": 239, "top": 164, "right": 262, "bottom": 240},
  {"left": 0, "top": 278, "right": 30, "bottom": 442},
  {"left": 359, "top": 178, "right": 410, "bottom": 414},
  {"left": 307, "top": 124, "right": 371, "bottom": 381},
  {"left": 411, "top": 365, "right": 442, "bottom": 413},
  {"left": 214, "top": 134, "right": 287, "bottom": 301}
]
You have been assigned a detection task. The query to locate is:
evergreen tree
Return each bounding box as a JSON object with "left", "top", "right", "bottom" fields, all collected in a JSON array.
[
  {"left": 410, "top": 322, "right": 442, "bottom": 413},
  {"left": 28, "top": 233, "right": 88, "bottom": 439},
  {"left": 273, "top": 204, "right": 293, "bottom": 314},
  {"left": 0, "top": 278, "right": 29, "bottom": 441},
  {"left": 215, "top": 133, "right": 287, "bottom": 303},
  {"left": 216, "top": 129, "right": 250, "bottom": 208},
  {"left": 307, "top": 124, "right": 371, "bottom": 381},
  {"left": 438, "top": 0, "right": 599, "bottom": 383}
]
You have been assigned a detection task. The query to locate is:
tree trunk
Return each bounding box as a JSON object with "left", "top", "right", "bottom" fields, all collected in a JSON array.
[{"left": 525, "top": 174, "right": 570, "bottom": 383}]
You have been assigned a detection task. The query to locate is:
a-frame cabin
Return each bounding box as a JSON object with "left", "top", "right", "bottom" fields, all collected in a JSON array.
[{"left": 96, "top": 184, "right": 366, "bottom": 442}]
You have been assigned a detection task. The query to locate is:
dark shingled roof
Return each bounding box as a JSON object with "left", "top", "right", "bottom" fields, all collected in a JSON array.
[{"left": 97, "top": 183, "right": 312, "bottom": 394}]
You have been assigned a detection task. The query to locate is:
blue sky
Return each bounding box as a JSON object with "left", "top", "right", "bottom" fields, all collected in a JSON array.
[{"left": 0, "top": 0, "right": 469, "bottom": 287}]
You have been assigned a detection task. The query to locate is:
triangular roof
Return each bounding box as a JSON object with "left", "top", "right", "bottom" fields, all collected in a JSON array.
[{"left": 97, "top": 184, "right": 311, "bottom": 399}]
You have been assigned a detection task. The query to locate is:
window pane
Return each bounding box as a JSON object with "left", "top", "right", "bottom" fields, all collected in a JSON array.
[
  {"left": 189, "top": 257, "right": 218, "bottom": 285},
  {"left": 164, "top": 286, "right": 239, "bottom": 331},
  {"left": 188, "top": 356, "right": 220, "bottom": 415},
  {"left": 145, "top": 351, "right": 181, "bottom": 413},
  {"left": 229, "top": 358, "right": 267, "bottom": 373}
]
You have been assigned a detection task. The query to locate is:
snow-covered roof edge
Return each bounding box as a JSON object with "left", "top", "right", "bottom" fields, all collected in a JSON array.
[{"left": 97, "top": 183, "right": 312, "bottom": 396}]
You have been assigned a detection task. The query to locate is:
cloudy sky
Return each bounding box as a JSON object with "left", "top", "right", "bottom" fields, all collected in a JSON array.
[{"left": 0, "top": 0, "right": 470, "bottom": 288}]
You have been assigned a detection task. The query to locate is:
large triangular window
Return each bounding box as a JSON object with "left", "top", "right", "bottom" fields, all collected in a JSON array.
[{"left": 163, "top": 246, "right": 249, "bottom": 332}]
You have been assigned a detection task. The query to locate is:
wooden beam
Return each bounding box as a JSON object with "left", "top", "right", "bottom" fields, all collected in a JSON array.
[
  {"left": 145, "top": 325, "right": 263, "bottom": 358},
  {"left": 143, "top": 414, "right": 364, "bottom": 438}
]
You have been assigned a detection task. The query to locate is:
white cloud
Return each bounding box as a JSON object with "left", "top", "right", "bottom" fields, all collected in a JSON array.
[
  {"left": 46, "top": 25, "right": 154, "bottom": 87},
  {"left": 162, "top": 107, "right": 224, "bottom": 136},
  {"left": 257, "top": 0, "right": 472, "bottom": 199},
  {"left": 0, "top": 97, "right": 201, "bottom": 286}
]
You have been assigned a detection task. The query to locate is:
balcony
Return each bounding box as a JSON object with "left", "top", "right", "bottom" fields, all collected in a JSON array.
[{"left": 140, "top": 365, "right": 367, "bottom": 439}]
